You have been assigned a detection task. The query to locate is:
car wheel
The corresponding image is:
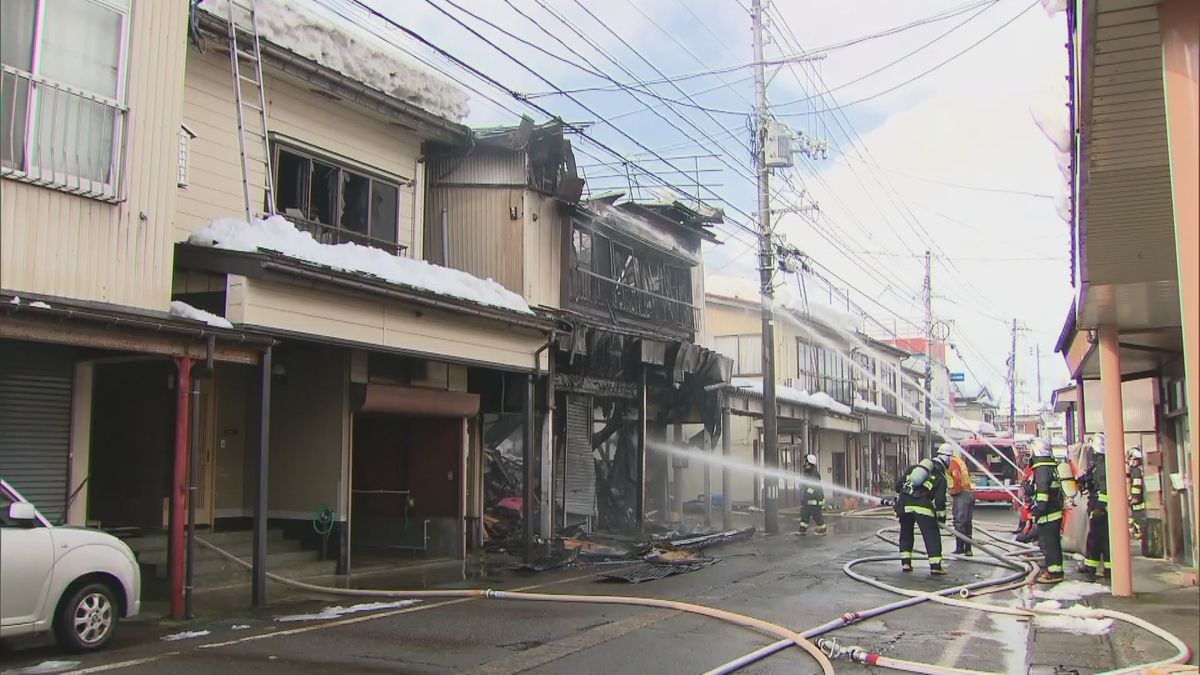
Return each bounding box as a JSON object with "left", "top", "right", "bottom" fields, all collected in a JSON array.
[{"left": 55, "top": 582, "right": 118, "bottom": 652}]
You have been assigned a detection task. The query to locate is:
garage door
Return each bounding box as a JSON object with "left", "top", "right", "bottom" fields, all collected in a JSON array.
[
  {"left": 0, "top": 344, "right": 73, "bottom": 522},
  {"left": 564, "top": 394, "right": 595, "bottom": 517}
]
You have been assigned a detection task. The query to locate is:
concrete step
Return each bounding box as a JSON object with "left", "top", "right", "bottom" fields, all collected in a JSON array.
[
  {"left": 137, "top": 541, "right": 306, "bottom": 570},
  {"left": 124, "top": 529, "right": 285, "bottom": 555},
  {"left": 194, "top": 558, "right": 339, "bottom": 589}
]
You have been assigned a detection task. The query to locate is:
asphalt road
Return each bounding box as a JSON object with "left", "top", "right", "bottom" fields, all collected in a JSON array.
[{"left": 3, "top": 506, "right": 1030, "bottom": 674}]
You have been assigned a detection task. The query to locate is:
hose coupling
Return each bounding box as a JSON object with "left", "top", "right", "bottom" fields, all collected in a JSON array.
[
  {"left": 959, "top": 587, "right": 972, "bottom": 599},
  {"left": 841, "top": 611, "right": 861, "bottom": 624}
]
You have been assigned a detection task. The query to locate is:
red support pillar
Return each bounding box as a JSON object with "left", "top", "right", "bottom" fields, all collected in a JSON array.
[{"left": 170, "top": 357, "right": 192, "bottom": 620}]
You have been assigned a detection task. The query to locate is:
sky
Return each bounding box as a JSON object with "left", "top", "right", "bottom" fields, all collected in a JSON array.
[{"left": 341, "top": 0, "right": 1075, "bottom": 413}]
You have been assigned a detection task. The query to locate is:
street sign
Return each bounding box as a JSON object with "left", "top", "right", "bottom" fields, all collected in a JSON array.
[{"left": 950, "top": 372, "right": 965, "bottom": 382}]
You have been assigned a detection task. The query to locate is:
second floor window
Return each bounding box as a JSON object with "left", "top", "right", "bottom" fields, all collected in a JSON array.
[
  {"left": 854, "top": 352, "right": 877, "bottom": 405},
  {"left": 797, "top": 339, "right": 853, "bottom": 404},
  {"left": 274, "top": 144, "right": 403, "bottom": 251},
  {"left": 715, "top": 335, "right": 761, "bottom": 377},
  {"left": 1, "top": 0, "right": 129, "bottom": 200},
  {"left": 880, "top": 364, "right": 898, "bottom": 415}
]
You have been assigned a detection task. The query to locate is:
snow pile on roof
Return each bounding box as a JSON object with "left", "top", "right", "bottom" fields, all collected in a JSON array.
[
  {"left": 706, "top": 274, "right": 863, "bottom": 334},
  {"left": 588, "top": 201, "right": 698, "bottom": 263},
  {"left": 1030, "top": 73, "right": 1071, "bottom": 223},
  {"left": 170, "top": 300, "right": 234, "bottom": 329},
  {"left": 853, "top": 396, "right": 888, "bottom": 414},
  {"left": 188, "top": 216, "right": 532, "bottom": 314},
  {"left": 1031, "top": 580, "right": 1108, "bottom": 602},
  {"left": 201, "top": 0, "right": 468, "bottom": 121},
  {"left": 730, "top": 378, "right": 853, "bottom": 416},
  {"left": 276, "top": 600, "right": 419, "bottom": 622}
]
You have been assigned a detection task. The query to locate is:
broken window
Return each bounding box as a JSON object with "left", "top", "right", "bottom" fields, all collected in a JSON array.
[
  {"left": 272, "top": 142, "right": 404, "bottom": 251},
  {"left": 573, "top": 228, "right": 592, "bottom": 268}
]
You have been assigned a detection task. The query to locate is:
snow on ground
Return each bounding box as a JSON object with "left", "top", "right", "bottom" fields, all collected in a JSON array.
[
  {"left": 200, "top": 0, "right": 468, "bottom": 121},
  {"left": 1035, "top": 608, "right": 1114, "bottom": 636},
  {"left": 188, "top": 217, "right": 532, "bottom": 314},
  {"left": 231, "top": 624, "right": 251, "bottom": 630},
  {"left": 1031, "top": 581, "right": 1109, "bottom": 601},
  {"left": 853, "top": 396, "right": 888, "bottom": 414},
  {"left": 169, "top": 300, "right": 234, "bottom": 329},
  {"left": 162, "top": 630, "right": 211, "bottom": 641},
  {"left": 28, "top": 301, "right": 51, "bottom": 309},
  {"left": 730, "top": 378, "right": 853, "bottom": 416},
  {"left": 8, "top": 662, "right": 81, "bottom": 674},
  {"left": 275, "top": 600, "right": 420, "bottom": 622}
]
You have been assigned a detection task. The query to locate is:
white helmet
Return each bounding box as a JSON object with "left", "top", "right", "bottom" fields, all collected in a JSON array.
[
  {"left": 1128, "top": 446, "right": 1142, "bottom": 461},
  {"left": 805, "top": 453, "right": 817, "bottom": 466},
  {"left": 1090, "top": 434, "right": 1106, "bottom": 455},
  {"left": 1029, "top": 438, "right": 1052, "bottom": 458},
  {"left": 937, "top": 442, "right": 957, "bottom": 458}
]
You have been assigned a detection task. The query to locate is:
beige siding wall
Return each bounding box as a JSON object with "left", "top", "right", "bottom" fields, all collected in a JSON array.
[
  {"left": 268, "top": 346, "right": 348, "bottom": 516},
  {"left": 176, "top": 50, "right": 422, "bottom": 253},
  {"left": 228, "top": 276, "right": 544, "bottom": 370},
  {"left": 522, "top": 192, "right": 562, "bottom": 309},
  {"left": 1, "top": 1, "right": 189, "bottom": 311},
  {"left": 425, "top": 187, "right": 524, "bottom": 293}
]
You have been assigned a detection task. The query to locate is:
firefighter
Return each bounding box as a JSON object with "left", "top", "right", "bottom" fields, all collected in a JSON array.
[
  {"left": 946, "top": 444, "right": 975, "bottom": 556},
  {"left": 1028, "top": 438, "right": 1065, "bottom": 584},
  {"left": 896, "top": 444, "right": 952, "bottom": 575},
  {"left": 797, "top": 454, "right": 827, "bottom": 536},
  {"left": 1078, "top": 433, "right": 1110, "bottom": 580},
  {"left": 1128, "top": 446, "right": 1146, "bottom": 539}
]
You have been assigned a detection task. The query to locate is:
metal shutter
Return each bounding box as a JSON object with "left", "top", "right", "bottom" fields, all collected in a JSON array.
[
  {"left": 563, "top": 394, "right": 595, "bottom": 517},
  {"left": 0, "top": 346, "right": 73, "bottom": 522}
]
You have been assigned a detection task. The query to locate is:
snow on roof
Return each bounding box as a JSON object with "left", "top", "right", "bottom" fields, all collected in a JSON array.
[
  {"left": 587, "top": 200, "right": 698, "bottom": 263},
  {"left": 730, "top": 378, "right": 853, "bottom": 416},
  {"left": 188, "top": 216, "right": 532, "bottom": 315},
  {"left": 853, "top": 396, "right": 888, "bottom": 415},
  {"left": 201, "top": 0, "right": 469, "bottom": 122},
  {"left": 169, "top": 300, "right": 234, "bottom": 329},
  {"left": 706, "top": 275, "right": 863, "bottom": 334}
]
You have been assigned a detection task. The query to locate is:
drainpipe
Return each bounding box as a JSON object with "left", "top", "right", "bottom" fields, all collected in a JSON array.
[
  {"left": 185, "top": 371, "right": 200, "bottom": 619},
  {"left": 169, "top": 357, "right": 192, "bottom": 621},
  {"left": 534, "top": 332, "right": 557, "bottom": 540},
  {"left": 637, "top": 367, "right": 647, "bottom": 531},
  {"left": 522, "top": 372, "right": 535, "bottom": 562},
  {"left": 721, "top": 393, "right": 733, "bottom": 530}
]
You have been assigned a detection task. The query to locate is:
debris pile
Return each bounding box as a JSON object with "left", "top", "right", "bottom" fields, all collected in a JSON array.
[{"left": 509, "top": 526, "right": 755, "bottom": 583}]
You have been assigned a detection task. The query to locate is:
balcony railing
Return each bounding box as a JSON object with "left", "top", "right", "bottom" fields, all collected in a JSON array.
[
  {"left": 285, "top": 214, "right": 408, "bottom": 257},
  {"left": 1, "top": 65, "right": 127, "bottom": 202},
  {"left": 571, "top": 267, "right": 698, "bottom": 333}
]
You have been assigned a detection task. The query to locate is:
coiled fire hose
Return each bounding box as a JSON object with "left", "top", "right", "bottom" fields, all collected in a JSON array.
[
  {"left": 704, "top": 518, "right": 1193, "bottom": 674},
  {"left": 195, "top": 537, "right": 834, "bottom": 674}
]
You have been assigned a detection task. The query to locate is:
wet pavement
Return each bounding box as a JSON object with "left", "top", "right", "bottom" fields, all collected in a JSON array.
[{"left": 1, "top": 506, "right": 1194, "bottom": 674}]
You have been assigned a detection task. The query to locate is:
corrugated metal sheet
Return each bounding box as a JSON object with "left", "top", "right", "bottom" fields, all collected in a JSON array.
[
  {"left": 425, "top": 187, "right": 524, "bottom": 293},
  {"left": 0, "top": 345, "right": 73, "bottom": 522},
  {"left": 564, "top": 394, "right": 595, "bottom": 517},
  {"left": 428, "top": 149, "right": 526, "bottom": 186},
  {"left": 522, "top": 192, "right": 562, "bottom": 308},
  {"left": 0, "top": 1, "right": 189, "bottom": 311}
]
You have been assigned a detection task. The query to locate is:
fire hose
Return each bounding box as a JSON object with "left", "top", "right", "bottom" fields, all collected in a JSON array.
[
  {"left": 704, "top": 518, "right": 1193, "bottom": 674},
  {"left": 194, "top": 537, "right": 835, "bottom": 674}
]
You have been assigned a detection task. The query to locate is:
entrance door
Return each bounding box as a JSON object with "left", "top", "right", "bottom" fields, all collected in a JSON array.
[
  {"left": 190, "top": 377, "right": 217, "bottom": 528},
  {"left": 831, "top": 452, "right": 847, "bottom": 490}
]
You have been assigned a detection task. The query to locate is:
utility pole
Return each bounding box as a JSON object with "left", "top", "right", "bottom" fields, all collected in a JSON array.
[
  {"left": 1009, "top": 318, "right": 1017, "bottom": 434},
  {"left": 923, "top": 251, "right": 933, "bottom": 458},
  {"left": 752, "top": 0, "right": 779, "bottom": 535}
]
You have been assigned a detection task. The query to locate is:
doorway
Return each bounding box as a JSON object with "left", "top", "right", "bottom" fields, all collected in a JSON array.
[{"left": 351, "top": 415, "right": 464, "bottom": 560}]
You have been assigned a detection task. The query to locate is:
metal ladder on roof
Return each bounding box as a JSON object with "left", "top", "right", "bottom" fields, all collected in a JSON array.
[{"left": 225, "top": 0, "right": 275, "bottom": 223}]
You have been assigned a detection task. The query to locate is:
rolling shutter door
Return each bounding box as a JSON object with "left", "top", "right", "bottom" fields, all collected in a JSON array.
[
  {"left": 0, "top": 346, "right": 73, "bottom": 522},
  {"left": 563, "top": 394, "right": 595, "bottom": 517}
]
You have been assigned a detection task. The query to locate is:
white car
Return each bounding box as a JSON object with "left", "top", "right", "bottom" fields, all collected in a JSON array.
[{"left": 1, "top": 478, "right": 141, "bottom": 652}]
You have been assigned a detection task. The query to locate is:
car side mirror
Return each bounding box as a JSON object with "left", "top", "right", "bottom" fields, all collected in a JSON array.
[{"left": 8, "top": 502, "right": 37, "bottom": 522}]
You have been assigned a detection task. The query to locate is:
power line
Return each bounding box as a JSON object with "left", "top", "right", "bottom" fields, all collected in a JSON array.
[
  {"left": 776, "top": 0, "right": 1041, "bottom": 116},
  {"left": 835, "top": 158, "right": 1055, "bottom": 199}
]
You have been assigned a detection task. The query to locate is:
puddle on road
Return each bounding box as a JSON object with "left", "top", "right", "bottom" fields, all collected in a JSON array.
[{"left": 987, "top": 597, "right": 1031, "bottom": 674}]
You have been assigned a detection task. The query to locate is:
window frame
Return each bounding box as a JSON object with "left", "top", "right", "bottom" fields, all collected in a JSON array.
[
  {"left": 1, "top": 0, "right": 132, "bottom": 201},
  {"left": 716, "top": 334, "right": 763, "bottom": 377},
  {"left": 271, "top": 140, "right": 404, "bottom": 246}
]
